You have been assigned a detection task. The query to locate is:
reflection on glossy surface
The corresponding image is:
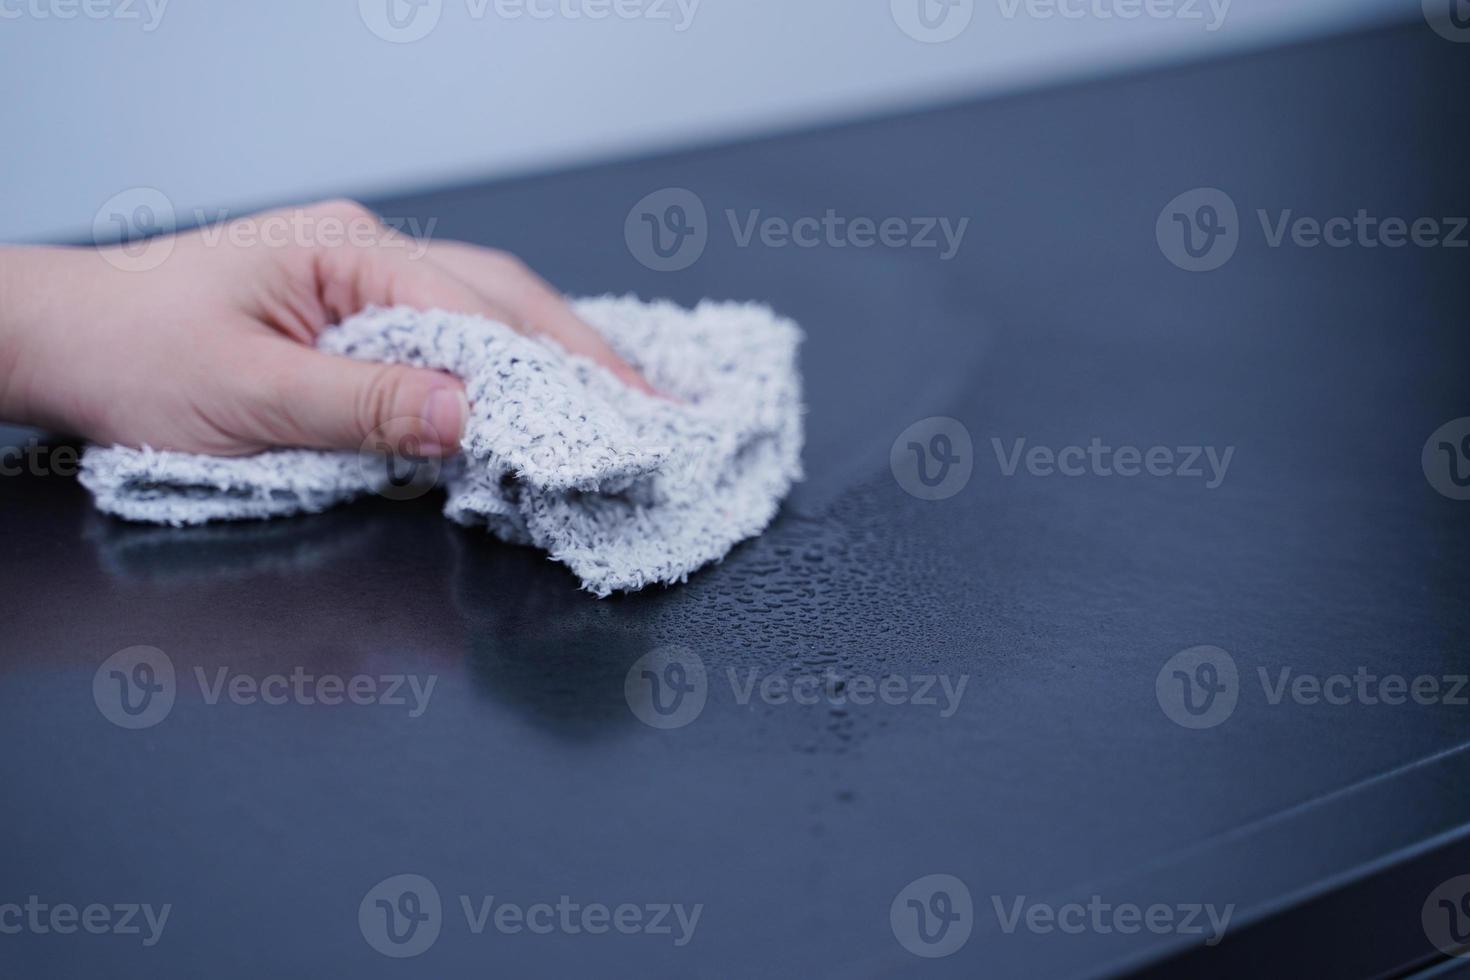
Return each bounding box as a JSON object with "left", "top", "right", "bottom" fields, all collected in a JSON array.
[{"left": 84, "top": 509, "right": 387, "bottom": 585}]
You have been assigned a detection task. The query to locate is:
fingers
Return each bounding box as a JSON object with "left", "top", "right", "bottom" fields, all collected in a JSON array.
[
  {"left": 254, "top": 343, "right": 468, "bottom": 457},
  {"left": 310, "top": 212, "right": 519, "bottom": 329},
  {"left": 290, "top": 201, "right": 656, "bottom": 394},
  {"left": 415, "top": 240, "right": 660, "bottom": 397},
  {"left": 248, "top": 200, "right": 663, "bottom": 460},
  {"left": 312, "top": 216, "right": 656, "bottom": 393}
]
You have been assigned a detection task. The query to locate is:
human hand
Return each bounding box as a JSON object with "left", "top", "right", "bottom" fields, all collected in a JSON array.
[{"left": 0, "top": 199, "right": 655, "bottom": 457}]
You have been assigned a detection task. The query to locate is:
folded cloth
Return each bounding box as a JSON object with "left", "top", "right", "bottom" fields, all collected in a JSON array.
[{"left": 79, "top": 297, "right": 804, "bottom": 596}]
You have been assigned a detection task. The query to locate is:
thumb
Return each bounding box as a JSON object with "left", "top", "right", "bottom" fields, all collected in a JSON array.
[{"left": 260, "top": 346, "right": 469, "bottom": 457}]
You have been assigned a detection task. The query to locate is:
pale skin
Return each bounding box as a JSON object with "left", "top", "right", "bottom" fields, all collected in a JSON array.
[{"left": 0, "top": 199, "right": 655, "bottom": 456}]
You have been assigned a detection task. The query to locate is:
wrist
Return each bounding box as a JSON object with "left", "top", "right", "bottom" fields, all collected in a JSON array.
[
  {"left": 0, "top": 248, "right": 35, "bottom": 425},
  {"left": 0, "top": 246, "right": 101, "bottom": 434}
]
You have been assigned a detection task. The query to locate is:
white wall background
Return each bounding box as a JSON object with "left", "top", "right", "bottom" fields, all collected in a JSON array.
[{"left": 0, "top": 0, "right": 1412, "bottom": 241}]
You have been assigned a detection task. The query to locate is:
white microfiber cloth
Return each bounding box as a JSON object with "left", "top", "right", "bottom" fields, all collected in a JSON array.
[{"left": 78, "top": 297, "right": 804, "bottom": 596}]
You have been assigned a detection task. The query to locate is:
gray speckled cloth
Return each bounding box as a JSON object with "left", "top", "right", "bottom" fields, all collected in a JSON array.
[{"left": 79, "top": 297, "right": 804, "bottom": 596}]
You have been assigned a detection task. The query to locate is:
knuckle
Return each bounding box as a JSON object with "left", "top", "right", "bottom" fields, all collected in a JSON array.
[
  {"left": 312, "top": 198, "right": 379, "bottom": 226},
  {"left": 354, "top": 363, "right": 404, "bottom": 440},
  {"left": 483, "top": 248, "right": 535, "bottom": 280}
]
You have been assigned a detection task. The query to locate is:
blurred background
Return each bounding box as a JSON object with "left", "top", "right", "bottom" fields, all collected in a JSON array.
[{"left": 0, "top": 0, "right": 1413, "bottom": 243}]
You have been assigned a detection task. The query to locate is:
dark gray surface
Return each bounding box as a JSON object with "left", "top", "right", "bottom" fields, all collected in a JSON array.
[{"left": 2, "top": 19, "right": 1469, "bottom": 979}]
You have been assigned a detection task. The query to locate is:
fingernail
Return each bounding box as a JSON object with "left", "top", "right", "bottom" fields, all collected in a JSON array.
[{"left": 423, "top": 387, "right": 469, "bottom": 454}]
